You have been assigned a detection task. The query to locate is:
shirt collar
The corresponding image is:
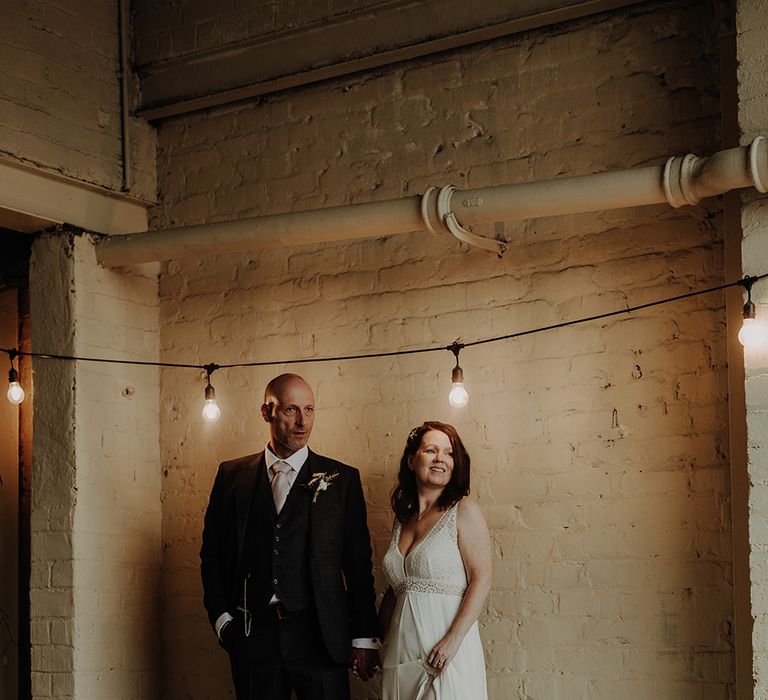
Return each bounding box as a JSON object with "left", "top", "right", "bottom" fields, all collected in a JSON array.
[{"left": 264, "top": 444, "right": 309, "bottom": 473}]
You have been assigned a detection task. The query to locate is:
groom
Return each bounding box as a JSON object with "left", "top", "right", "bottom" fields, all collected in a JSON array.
[{"left": 200, "top": 373, "right": 381, "bottom": 699}]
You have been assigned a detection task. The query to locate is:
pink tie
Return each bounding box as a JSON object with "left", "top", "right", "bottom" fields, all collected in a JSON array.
[{"left": 271, "top": 461, "right": 292, "bottom": 514}]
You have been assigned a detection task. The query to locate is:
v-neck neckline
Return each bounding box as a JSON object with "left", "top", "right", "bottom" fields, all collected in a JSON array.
[{"left": 396, "top": 505, "right": 452, "bottom": 560}]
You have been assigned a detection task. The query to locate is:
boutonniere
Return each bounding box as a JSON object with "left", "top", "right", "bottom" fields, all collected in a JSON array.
[{"left": 304, "top": 470, "right": 340, "bottom": 503}]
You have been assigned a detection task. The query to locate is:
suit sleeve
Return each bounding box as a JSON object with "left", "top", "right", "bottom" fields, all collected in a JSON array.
[
  {"left": 342, "top": 469, "right": 382, "bottom": 639},
  {"left": 200, "top": 464, "right": 229, "bottom": 630}
]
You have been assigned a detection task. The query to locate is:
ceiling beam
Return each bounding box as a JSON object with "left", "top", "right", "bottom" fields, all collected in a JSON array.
[
  {"left": 137, "top": 0, "right": 648, "bottom": 121},
  {"left": 0, "top": 158, "right": 149, "bottom": 235}
]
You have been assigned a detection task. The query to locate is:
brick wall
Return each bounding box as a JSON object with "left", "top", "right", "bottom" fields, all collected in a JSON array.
[
  {"left": 0, "top": 0, "right": 155, "bottom": 200},
  {"left": 737, "top": 0, "right": 768, "bottom": 693},
  {"left": 29, "top": 234, "right": 77, "bottom": 700},
  {"left": 29, "top": 233, "right": 161, "bottom": 699},
  {"left": 153, "top": 2, "right": 734, "bottom": 698},
  {"left": 70, "top": 238, "right": 161, "bottom": 699}
]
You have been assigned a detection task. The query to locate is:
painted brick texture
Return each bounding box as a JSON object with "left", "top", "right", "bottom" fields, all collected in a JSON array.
[
  {"left": 0, "top": 0, "right": 156, "bottom": 200},
  {"left": 71, "top": 237, "right": 161, "bottom": 700},
  {"left": 154, "top": 2, "right": 733, "bottom": 699},
  {"left": 29, "top": 234, "right": 77, "bottom": 700},
  {"left": 737, "top": 0, "right": 768, "bottom": 694},
  {"left": 28, "top": 233, "right": 161, "bottom": 699}
]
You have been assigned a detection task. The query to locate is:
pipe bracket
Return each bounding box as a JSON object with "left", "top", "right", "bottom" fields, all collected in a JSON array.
[
  {"left": 436, "top": 185, "right": 507, "bottom": 256},
  {"left": 679, "top": 153, "right": 701, "bottom": 206},
  {"left": 662, "top": 156, "right": 679, "bottom": 207},
  {"left": 420, "top": 186, "right": 440, "bottom": 234},
  {"left": 662, "top": 153, "right": 701, "bottom": 208},
  {"left": 749, "top": 135, "right": 768, "bottom": 193}
]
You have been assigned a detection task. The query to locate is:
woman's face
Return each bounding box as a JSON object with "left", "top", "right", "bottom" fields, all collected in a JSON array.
[{"left": 409, "top": 430, "right": 454, "bottom": 489}]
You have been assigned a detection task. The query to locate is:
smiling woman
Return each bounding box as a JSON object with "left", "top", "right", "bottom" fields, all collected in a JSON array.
[{"left": 378, "top": 422, "right": 491, "bottom": 700}]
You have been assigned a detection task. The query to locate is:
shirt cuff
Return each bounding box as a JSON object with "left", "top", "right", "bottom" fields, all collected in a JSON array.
[
  {"left": 215, "top": 612, "right": 234, "bottom": 639},
  {"left": 352, "top": 637, "right": 381, "bottom": 650}
]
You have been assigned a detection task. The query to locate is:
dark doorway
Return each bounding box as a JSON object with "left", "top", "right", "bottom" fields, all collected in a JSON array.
[{"left": 0, "top": 228, "right": 32, "bottom": 700}]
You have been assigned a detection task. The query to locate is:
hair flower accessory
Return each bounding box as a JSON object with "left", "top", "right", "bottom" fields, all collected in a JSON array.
[{"left": 304, "top": 470, "right": 340, "bottom": 502}]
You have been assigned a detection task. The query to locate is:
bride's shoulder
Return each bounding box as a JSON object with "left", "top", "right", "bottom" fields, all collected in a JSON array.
[{"left": 455, "top": 497, "right": 487, "bottom": 529}]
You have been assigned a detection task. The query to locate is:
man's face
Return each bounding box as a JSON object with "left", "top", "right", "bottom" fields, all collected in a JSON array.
[{"left": 261, "top": 378, "right": 315, "bottom": 458}]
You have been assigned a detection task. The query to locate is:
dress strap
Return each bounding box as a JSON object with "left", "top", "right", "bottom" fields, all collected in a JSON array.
[
  {"left": 446, "top": 501, "right": 459, "bottom": 541},
  {"left": 428, "top": 501, "right": 459, "bottom": 543}
]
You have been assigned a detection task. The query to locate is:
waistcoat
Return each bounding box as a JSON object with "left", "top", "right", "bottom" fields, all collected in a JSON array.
[{"left": 241, "top": 469, "right": 313, "bottom": 612}]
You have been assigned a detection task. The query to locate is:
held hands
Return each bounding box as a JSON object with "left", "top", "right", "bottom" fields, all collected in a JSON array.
[
  {"left": 427, "top": 633, "right": 460, "bottom": 673},
  {"left": 350, "top": 647, "right": 380, "bottom": 681}
]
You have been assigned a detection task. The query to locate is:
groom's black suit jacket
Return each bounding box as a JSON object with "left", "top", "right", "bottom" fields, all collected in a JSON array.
[{"left": 200, "top": 448, "right": 380, "bottom": 664}]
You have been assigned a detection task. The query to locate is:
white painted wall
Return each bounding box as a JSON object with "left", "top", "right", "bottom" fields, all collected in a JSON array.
[{"left": 153, "top": 2, "right": 734, "bottom": 698}]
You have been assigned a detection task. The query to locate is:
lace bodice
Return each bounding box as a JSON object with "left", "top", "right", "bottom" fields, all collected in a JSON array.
[{"left": 382, "top": 503, "right": 467, "bottom": 597}]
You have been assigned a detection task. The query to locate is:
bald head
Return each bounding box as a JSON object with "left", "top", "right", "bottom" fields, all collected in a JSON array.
[
  {"left": 261, "top": 374, "right": 315, "bottom": 458},
  {"left": 264, "top": 373, "right": 312, "bottom": 404}
]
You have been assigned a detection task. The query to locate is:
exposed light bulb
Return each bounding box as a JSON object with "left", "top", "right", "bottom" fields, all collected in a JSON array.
[
  {"left": 202, "top": 380, "right": 220, "bottom": 422},
  {"left": 447, "top": 343, "right": 469, "bottom": 408},
  {"left": 202, "top": 398, "right": 221, "bottom": 422},
  {"left": 7, "top": 367, "right": 24, "bottom": 404},
  {"left": 739, "top": 317, "right": 768, "bottom": 347},
  {"left": 448, "top": 380, "right": 469, "bottom": 408},
  {"left": 738, "top": 280, "right": 768, "bottom": 348},
  {"left": 7, "top": 382, "right": 25, "bottom": 404}
]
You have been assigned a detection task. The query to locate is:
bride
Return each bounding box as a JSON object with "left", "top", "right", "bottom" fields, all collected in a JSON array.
[{"left": 378, "top": 421, "right": 491, "bottom": 700}]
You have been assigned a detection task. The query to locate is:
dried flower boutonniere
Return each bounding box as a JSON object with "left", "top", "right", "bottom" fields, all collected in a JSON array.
[{"left": 304, "top": 470, "right": 340, "bottom": 503}]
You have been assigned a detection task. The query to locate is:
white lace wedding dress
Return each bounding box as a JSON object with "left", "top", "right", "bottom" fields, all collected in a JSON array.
[{"left": 381, "top": 502, "right": 488, "bottom": 700}]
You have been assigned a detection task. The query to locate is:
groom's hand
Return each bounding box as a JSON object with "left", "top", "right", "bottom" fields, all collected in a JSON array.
[{"left": 350, "top": 647, "right": 379, "bottom": 681}]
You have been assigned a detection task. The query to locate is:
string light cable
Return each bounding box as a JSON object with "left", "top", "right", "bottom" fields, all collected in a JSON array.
[{"left": 2, "top": 273, "right": 766, "bottom": 414}]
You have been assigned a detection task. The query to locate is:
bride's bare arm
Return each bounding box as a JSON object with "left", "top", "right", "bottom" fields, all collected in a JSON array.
[{"left": 426, "top": 499, "right": 491, "bottom": 671}]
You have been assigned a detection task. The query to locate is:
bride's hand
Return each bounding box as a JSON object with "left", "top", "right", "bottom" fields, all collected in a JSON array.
[{"left": 427, "top": 634, "right": 460, "bottom": 673}]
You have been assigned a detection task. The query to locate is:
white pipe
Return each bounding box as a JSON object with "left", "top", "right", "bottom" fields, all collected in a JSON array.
[{"left": 97, "top": 137, "right": 768, "bottom": 267}]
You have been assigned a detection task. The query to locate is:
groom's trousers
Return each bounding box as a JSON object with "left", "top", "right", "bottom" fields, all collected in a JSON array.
[{"left": 226, "top": 604, "right": 350, "bottom": 700}]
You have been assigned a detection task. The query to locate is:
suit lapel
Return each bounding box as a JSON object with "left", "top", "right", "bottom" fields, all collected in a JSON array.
[
  {"left": 305, "top": 451, "right": 343, "bottom": 552},
  {"left": 256, "top": 453, "right": 277, "bottom": 517},
  {"left": 235, "top": 451, "right": 266, "bottom": 568}
]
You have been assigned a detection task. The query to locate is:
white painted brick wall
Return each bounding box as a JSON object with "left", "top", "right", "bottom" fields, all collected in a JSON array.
[
  {"left": 29, "top": 234, "right": 78, "bottom": 700},
  {"left": 29, "top": 233, "right": 161, "bottom": 699},
  {"left": 71, "top": 236, "right": 161, "bottom": 700},
  {"left": 0, "top": 0, "right": 156, "bottom": 200},
  {"left": 737, "top": 0, "right": 768, "bottom": 694},
  {"left": 153, "top": 2, "right": 733, "bottom": 699}
]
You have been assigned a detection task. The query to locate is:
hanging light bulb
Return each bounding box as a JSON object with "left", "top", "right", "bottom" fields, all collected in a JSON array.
[
  {"left": 7, "top": 366, "right": 25, "bottom": 404},
  {"left": 447, "top": 342, "right": 469, "bottom": 408},
  {"left": 6, "top": 349, "right": 25, "bottom": 405},
  {"left": 202, "top": 364, "right": 221, "bottom": 422},
  {"left": 739, "top": 315, "right": 768, "bottom": 347},
  {"left": 738, "top": 276, "right": 768, "bottom": 348}
]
